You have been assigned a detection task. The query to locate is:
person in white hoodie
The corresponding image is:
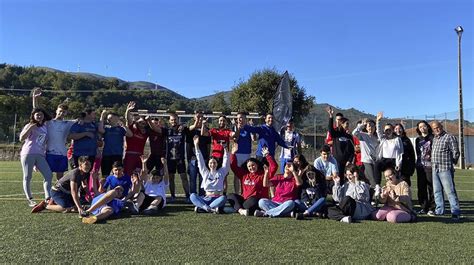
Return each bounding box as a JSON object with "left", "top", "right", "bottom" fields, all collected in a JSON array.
[
  {"left": 352, "top": 118, "right": 379, "bottom": 200},
  {"left": 374, "top": 112, "right": 404, "bottom": 200},
  {"left": 189, "top": 135, "right": 230, "bottom": 213}
]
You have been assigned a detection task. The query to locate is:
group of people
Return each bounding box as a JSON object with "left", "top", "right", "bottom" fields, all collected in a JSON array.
[{"left": 20, "top": 88, "right": 462, "bottom": 224}]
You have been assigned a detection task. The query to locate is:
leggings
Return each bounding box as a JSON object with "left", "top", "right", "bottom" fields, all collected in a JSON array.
[
  {"left": 21, "top": 154, "right": 53, "bottom": 200},
  {"left": 227, "top": 193, "right": 260, "bottom": 215},
  {"left": 374, "top": 206, "right": 412, "bottom": 223}
]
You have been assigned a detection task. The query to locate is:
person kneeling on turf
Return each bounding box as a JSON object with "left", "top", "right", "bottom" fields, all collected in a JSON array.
[
  {"left": 32, "top": 156, "right": 92, "bottom": 215},
  {"left": 372, "top": 166, "right": 416, "bottom": 223},
  {"left": 134, "top": 156, "right": 169, "bottom": 215},
  {"left": 189, "top": 135, "right": 229, "bottom": 214},
  {"left": 327, "top": 164, "right": 375, "bottom": 223},
  {"left": 254, "top": 147, "right": 302, "bottom": 218}
]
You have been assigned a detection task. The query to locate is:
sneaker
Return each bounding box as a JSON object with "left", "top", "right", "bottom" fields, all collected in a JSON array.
[
  {"left": 254, "top": 210, "right": 265, "bottom": 217},
  {"left": 290, "top": 211, "right": 296, "bottom": 218},
  {"left": 212, "top": 207, "right": 221, "bottom": 214},
  {"left": 143, "top": 206, "right": 158, "bottom": 215},
  {"left": 451, "top": 214, "right": 462, "bottom": 221},
  {"left": 123, "top": 201, "right": 139, "bottom": 215},
  {"left": 238, "top": 209, "right": 249, "bottom": 216},
  {"left": 80, "top": 210, "right": 90, "bottom": 218},
  {"left": 194, "top": 206, "right": 199, "bottom": 213},
  {"left": 185, "top": 197, "right": 192, "bottom": 204},
  {"left": 27, "top": 199, "right": 36, "bottom": 208},
  {"left": 295, "top": 213, "right": 305, "bottom": 220},
  {"left": 82, "top": 215, "right": 98, "bottom": 224},
  {"left": 168, "top": 196, "right": 176, "bottom": 203},
  {"left": 340, "top": 216, "right": 352, "bottom": 223},
  {"left": 417, "top": 209, "right": 426, "bottom": 215},
  {"left": 31, "top": 200, "right": 47, "bottom": 213},
  {"left": 427, "top": 211, "right": 437, "bottom": 217}
]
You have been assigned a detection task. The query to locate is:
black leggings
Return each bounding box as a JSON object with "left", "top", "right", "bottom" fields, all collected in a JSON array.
[
  {"left": 327, "top": 196, "right": 356, "bottom": 221},
  {"left": 416, "top": 166, "right": 434, "bottom": 212},
  {"left": 227, "top": 193, "right": 259, "bottom": 215}
]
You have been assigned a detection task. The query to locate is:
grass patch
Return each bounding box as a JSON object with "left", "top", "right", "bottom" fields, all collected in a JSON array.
[{"left": 0, "top": 161, "right": 473, "bottom": 263}]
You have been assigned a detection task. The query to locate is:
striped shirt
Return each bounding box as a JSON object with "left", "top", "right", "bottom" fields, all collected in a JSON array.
[{"left": 431, "top": 131, "right": 459, "bottom": 172}]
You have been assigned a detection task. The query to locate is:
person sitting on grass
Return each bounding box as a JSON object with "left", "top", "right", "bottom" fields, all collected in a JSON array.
[
  {"left": 314, "top": 144, "right": 339, "bottom": 194},
  {"left": 327, "top": 164, "right": 375, "bottom": 223},
  {"left": 254, "top": 149, "right": 302, "bottom": 218},
  {"left": 227, "top": 143, "right": 273, "bottom": 216},
  {"left": 133, "top": 155, "right": 169, "bottom": 215},
  {"left": 99, "top": 161, "right": 135, "bottom": 201},
  {"left": 189, "top": 135, "right": 229, "bottom": 213},
  {"left": 373, "top": 166, "right": 416, "bottom": 223},
  {"left": 294, "top": 166, "right": 327, "bottom": 220},
  {"left": 31, "top": 156, "right": 91, "bottom": 216},
  {"left": 81, "top": 186, "right": 127, "bottom": 224}
]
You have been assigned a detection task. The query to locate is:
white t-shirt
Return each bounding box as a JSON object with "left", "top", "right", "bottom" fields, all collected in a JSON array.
[
  {"left": 144, "top": 181, "right": 168, "bottom": 207},
  {"left": 282, "top": 130, "right": 294, "bottom": 159},
  {"left": 46, "top": 120, "right": 75, "bottom": 156}
]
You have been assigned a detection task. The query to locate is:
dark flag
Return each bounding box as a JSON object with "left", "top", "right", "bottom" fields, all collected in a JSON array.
[{"left": 272, "top": 71, "right": 292, "bottom": 133}]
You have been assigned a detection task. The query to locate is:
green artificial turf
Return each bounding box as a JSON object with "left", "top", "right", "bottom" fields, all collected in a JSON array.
[{"left": 0, "top": 161, "right": 473, "bottom": 263}]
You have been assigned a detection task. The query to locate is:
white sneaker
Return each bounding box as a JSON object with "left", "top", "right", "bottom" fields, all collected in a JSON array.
[
  {"left": 27, "top": 199, "right": 36, "bottom": 208},
  {"left": 238, "top": 209, "right": 249, "bottom": 216},
  {"left": 340, "top": 216, "right": 352, "bottom": 223}
]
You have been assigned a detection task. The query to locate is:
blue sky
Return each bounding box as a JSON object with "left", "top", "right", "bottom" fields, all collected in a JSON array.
[{"left": 0, "top": 0, "right": 472, "bottom": 118}]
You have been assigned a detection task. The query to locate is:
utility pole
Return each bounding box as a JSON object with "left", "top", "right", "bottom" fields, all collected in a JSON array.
[{"left": 455, "top": 26, "right": 465, "bottom": 169}]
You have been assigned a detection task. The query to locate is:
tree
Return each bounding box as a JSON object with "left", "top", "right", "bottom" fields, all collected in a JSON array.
[
  {"left": 230, "top": 69, "right": 314, "bottom": 124},
  {"left": 210, "top": 92, "right": 230, "bottom": 113}
]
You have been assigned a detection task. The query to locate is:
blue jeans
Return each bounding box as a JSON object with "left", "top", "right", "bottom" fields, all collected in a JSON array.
[
  {"left": 258, "top": 199, "right": 295, "bottom": 217},
  {"left": 188, "top": 159, "right": 204, "bottom": 196},
  {"left": 432, "top": 168, "right": 460, "bottom": 215},
  {"left": 280, "top": 158, "right": 292, "bottom": 174},
  {"left": 190, "top": 193, "right": 226, "bottom": 211},
  {"left": 294, "top": 198, "right": 326, "bottom": 215}
]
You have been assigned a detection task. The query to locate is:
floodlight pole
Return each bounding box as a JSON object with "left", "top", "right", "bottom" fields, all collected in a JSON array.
[{"left": 455, "top": 26, "right": 465, "bottom": 169}]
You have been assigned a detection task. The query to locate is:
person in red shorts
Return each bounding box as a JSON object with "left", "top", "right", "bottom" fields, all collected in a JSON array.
[{"left": 123, "top": 101, "right": 160, "bottom": 176}]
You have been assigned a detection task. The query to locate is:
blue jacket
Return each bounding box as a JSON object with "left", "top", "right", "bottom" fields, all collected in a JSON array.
[{"left": 243, "top": 124, "right": 288, "bottom": 157}]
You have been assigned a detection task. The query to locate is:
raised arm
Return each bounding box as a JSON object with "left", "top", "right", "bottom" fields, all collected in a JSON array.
[
  {"left": 98, "top": 109, "right": 107, "bottom": 134},
  {"left": 32, "top": 87, "right": 42, "bottom": 109},
  {"left": 230, "top": 142, "right": 246, "bottom": 178},
  {"left": 125, "top": 101, "right": 135, "bottom": 127},
  {"left": 376, "top": 112, "right": 384, "bottom": 141},
  {"left": 201, "top": 118, "right": 209, "bottom": 136},
  {"left": 193, "top": 135, "right": 209, "bottom": 176},
  {"left": 219, "top": 147, "right": 230, "bottom": 176}
]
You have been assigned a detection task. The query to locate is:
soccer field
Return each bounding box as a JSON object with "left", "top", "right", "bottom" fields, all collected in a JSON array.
[{"left": 0, "top": 161, "right": 473, "bottom": 263}]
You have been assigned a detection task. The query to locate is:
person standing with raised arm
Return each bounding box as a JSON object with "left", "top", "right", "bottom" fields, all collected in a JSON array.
[
  {"left": 374, "top": 112, "right": 404, "bottom": 200},
  {"left": 32, "top": 88, "right": 76, "bottom": 180},
  {"left": 352, "top": 118, "right": 379, "bottom": 200},
  {"left": 187, "top": 111, "right": 211, "bottom": 196},
  {"left": 326, "top": 106, "right": 355, "bottom": 181},
  {"left": 98, "top": 109, "right": 132, "bottom": 178},
  {"left": 242, "top": 113, "right": 289, "bottom": 162},
  {"left": 20, "top": 107, "right": 53, "bottom": 207}
]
